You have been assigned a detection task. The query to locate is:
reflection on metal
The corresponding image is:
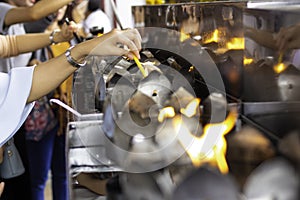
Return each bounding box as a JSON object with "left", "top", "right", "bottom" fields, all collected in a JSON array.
[
  {"left": 133, "top": 1, "right": 246, "bottom": 99},
  {"left": 66, "top": 1, "right": 300, "bottom": 199}
]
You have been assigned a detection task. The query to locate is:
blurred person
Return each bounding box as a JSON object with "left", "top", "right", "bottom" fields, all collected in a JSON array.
[
  {"left": 0, "top": 27, "right": 142, "bottom": 198},
  {"left": 0, "top": 0, "right": 75, "bottom": 71},
  {"left": 0, "top": 24, "right": 75, "bottom": 58},
  {"left": 0, "top": 21, "right": 76, "bottom": 200},
  {"left": 72, "top": 0, "right": 88, "bottom": 25},
  {"left": 0, "top": 1, "right": 76, "bottom": 199},
  {"left": 0, "top": 27, "right": 141, "bottom": 146},
  {"left": 81, "top": 0, "right": 112, "bottom": 37},
  {"left": 23, "top": 7, "right": 72, "bottom": 200},
  {"left": 274, "top": 23, "right": 300, "bottom": 71},
  {"left": 0, "top": 25, "right": 73, "bottom": 199}
]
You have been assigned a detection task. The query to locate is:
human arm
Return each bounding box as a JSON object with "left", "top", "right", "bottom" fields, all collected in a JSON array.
[
  {"left": 244, "top": 26, "right": 277, "bottom": 49},
  {"left": 0, "top": 22, "right": 76, "bottom": 58},
  {"left": 275, "top": 23, "right": 300, "bottom": 51},
  {"left": 27, "top": 28, "right": 142, "bottom": 102},
  {"left": 4, "top": 0, "right": 73, "bottom": 27},
  {"left": 16, "top": 22, "right": 76, "bottom": 54}
]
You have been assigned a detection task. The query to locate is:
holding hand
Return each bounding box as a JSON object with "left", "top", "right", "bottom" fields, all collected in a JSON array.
[
  {"left": 77, "top": 28, "right": 142, "bottom": 59},
  {"left": 28, "top": 28, "right": 142, "bottom": 102},
  {"left": 52, "top": 21, "right": 78, "bottom": 43},
  {"left": 275, "top": 23, "right": 300, "bottom": 51}
]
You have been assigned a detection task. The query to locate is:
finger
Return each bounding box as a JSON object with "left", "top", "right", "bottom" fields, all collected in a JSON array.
[
  {"left": 131, "top": 29, "right": 142, "bottom": 50},
  {"left": 282, "top": 34, "right": 296, "bottom": 51},
  {"left": 122, "top": 29, "right": 142, "bottom": 51},
  {"left": 111, "top": 46, "right": 131, "bottom": 58},
  {"left": 276, "top": 29, "right": 287, "bottom": 49},
  {"left": 276, "top": 27, "right": 285, "bottom": 40},
  {"left": 277, "top": 32, "right": 290, "bottom": 51},
  {"left": 117, "top": 35, "right": 140, "bottom": 58},
  {"left": 69, "top": 21, "right": 78, "bottom": 33}
]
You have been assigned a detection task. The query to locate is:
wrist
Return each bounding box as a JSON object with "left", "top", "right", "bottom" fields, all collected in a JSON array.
[
  {"left": 65, "top": 45, "right": 87, "bottom": 68},
  {"left": 49, "top": 29, "right": 60, "bottom": 45}
]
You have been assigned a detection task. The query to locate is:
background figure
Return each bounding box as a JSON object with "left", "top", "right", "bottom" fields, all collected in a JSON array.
[
  {"left": 24, "top": 7, "right": 70, "bottom": 200},
  {"left": 82, "top": 0, "right": 112, "bottom": 37},
  {"left": 0, "top": 27, "right": 142, "bottom": 199},
  {"left": 0, "top": 0, "right": 72, "bottom": 199},
  {"left": 0, "top": 1, "right": 37, "bottom": 199}
]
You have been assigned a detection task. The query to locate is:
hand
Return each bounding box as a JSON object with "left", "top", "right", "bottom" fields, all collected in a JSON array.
[
  {"left": 275, "top": 23, "right": 300, "bottom": 51},
  {"left": 79, "top": 28, "right": 142, "bottom": 59},
  {"left": 54, "top": 21, "right": 78, "bottom": 43},
  {"left": 28, "top": 58, "right": 42, "bottom": 66}
]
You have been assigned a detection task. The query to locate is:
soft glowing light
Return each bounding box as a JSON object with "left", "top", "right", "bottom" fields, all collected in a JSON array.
[
  {"left": 202, "top": 29, "right": 221, "bottom": 44},
  {"left": 180, "top": 98, "right": 201, "bottom": 118},
  {"left": 226, "top": 37, "right": 244, "bottom": 50},
  {"left": 244, "top": 57, "right": 254, "bottom": 65},
  {"left": 180, "top": 30, "right": 190, "bottom": 42},
  {"left": 158, "top": 107, "right": 176, "bottom": 123},
  {"left": 273, "top": 62, "right": 288, "bottom": 74},
  {"left": 174, "top": 109, "right": 238, "bottom": 174},
  {"left": 203, "top": 109, "right": 238, "bottom": 136},
  {"left": 188, "top": 66, "right": 195, "bottom": 72}
]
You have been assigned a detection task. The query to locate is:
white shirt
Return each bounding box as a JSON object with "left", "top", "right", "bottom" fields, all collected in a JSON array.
[
  {"left": 0, "top": 67, "right": 35, "bottom": 146},
  {"left": 83, "top": 9, "right": 112, "bottom": 36}
]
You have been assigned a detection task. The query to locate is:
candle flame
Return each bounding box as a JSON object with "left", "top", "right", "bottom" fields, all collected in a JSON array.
[
  {"left": 158, "top": 106, "right": 176, "bottom": 123},
  {"left": 273, "top": 62, "right": 288, "bottom": 74},
  {"left": 180, "top": 29, "right": 191, "bottom": 42},
  {"left": 180, "top": 98, "right": 201, "bottom": 118},
  {"left": 226, "top": 37, "right": 244, "bottom": 50},
  {"left": 203, "top": 29, "right": 221, "bottom": 44},
  {"left": 174, "top": 109, "right": 238, "bottom": 174},
  {"left": 244, "top": 57, "right": 254, "bottom": 65}
]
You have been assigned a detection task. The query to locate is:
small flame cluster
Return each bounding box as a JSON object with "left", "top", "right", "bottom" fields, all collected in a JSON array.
[{"left": 157, "top": 92, "right": 237, "bottom": 174}]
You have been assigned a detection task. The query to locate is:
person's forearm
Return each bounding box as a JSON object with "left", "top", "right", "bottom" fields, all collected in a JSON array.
[
  {"left": 16, "top": 33, "right": 51, "bottom": 54},
  {"left": 5, "top": 0, "right": 72, "bottom": 26},
  {"left": 16, "top": 31, "right": 66, "bottom": 54},
  {"left": 28, "top": 54, "right": 77, "bottom": 102},
  {"left": 27, "top": 28, "right": 142, "bottom": 102},
  {"left": 28, "top": 44, "right": 86, "bottom": 103},
  {"left": 245, "top": 27, "right": 277, "bottom": 49}
]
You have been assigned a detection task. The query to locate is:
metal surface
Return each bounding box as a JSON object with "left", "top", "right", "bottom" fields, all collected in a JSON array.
[
  {"left": 133, "top": 1, "right": 246, "bottom": 99},
  {"left": 244, "top": 157, "right": 299, "bottom": 200},
  {"left": 66, "top": 118, "right": 122, "bottom": 199},
  {"left": 66, "top": 1, "right": 300, "bottom": 199},
  {"left": 242, "top": 4, "right": 300, "bottom": 139},
  {"left": 172, "top": 167, "right": 240, "bottom": 200},
  {"left": 67, "top": 119, "right": 122, "bottom": 175}
]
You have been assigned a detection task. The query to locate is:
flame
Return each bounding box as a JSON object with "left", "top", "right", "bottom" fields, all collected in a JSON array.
[
  {"left": 180, "top": 30, "right": 191, "bottom": 42},
  {"left": 188, "top": 66, "right": 195, "bottom": 72},
  {"left": 158, "top": 106, "right": 175, "bottom": 123},
  {"left": 244, "top": 57, "right": 254, "bottom": 65},
  {"left": 175, "top": 109, "right": 238, "bottom": 174},
  {"left": 180, "top": 98, "right": 200, "bottom": 118},
  {"left": 202, "top": 29, "right": 221, "bottom": 44},
  {"left": 203, "top": 109, "right": 238, "bottom": 135},
  {"left": 226, "top": 37, "right": 244, "bottom": 50},
  {"left": 273, "top": 62, "right": 288, "bottom": 74}
]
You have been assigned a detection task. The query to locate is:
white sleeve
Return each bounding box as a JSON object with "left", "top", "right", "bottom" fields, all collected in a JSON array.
[{"left": 0, "top": 66, "right": 35, "bottom": 146}]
